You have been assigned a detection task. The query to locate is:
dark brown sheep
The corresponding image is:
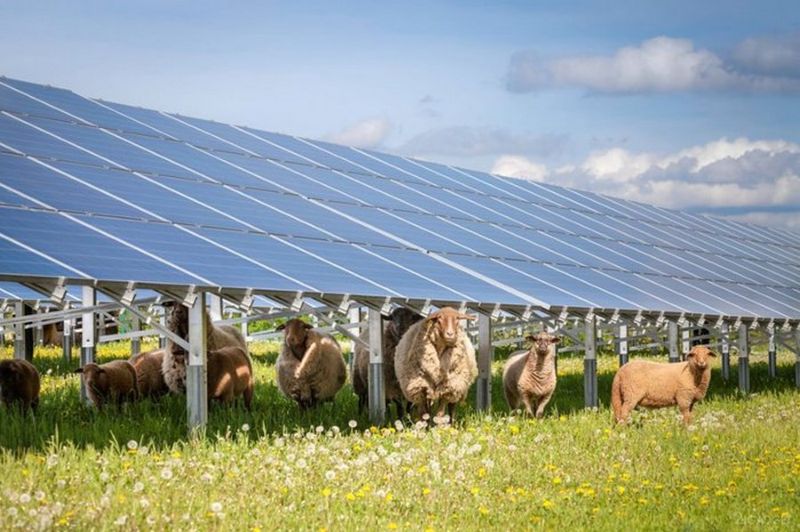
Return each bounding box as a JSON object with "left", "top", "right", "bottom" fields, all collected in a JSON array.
[
  {"left": 0, "top": 359, "right": 40, "bottom": 411},
  {"left": 75, "top": 360, "right": 138, "bottom": 410},
  {"left": 129, "top": 349, "right": 169, "bottom": 399}
]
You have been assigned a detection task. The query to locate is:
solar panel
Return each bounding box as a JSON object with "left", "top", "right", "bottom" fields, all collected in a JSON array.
[{"left": 0, "top": 76, "right": 797, "bottom": 321}]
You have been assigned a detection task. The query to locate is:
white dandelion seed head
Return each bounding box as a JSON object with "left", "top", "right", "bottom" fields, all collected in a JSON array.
[
  {"left": 316, "top": 425, "right": 325, "bottom": 433},
  {"left": 210, "top": 501, "right": 223, "bottom": 513},
  {"left": 348, "top": 420, "right": 358, "bottom": 429},
  {"left": 241, "top": 423, "right": 250, "bottom": 432},
  {"left": 113, "top": 515, "right": 127, "bottom": 526},
  {"left": 126, "top": 440, "right": 138, "bottom": 451},
  {"left": 325, "top": 470, "right": 336, "bottom": 481},
  {"left": 160, "top": 468, "right": 173, "bottom": 480},
  {"left": 133, "top": 482, "right": 144, "bottom": 493},
  {"left": 19, "top": 493, "right": 31, "bottom": 504}
]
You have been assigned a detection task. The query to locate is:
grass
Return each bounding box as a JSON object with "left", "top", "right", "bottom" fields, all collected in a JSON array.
[{"left": 0, "top": 341, "right": 799, "bottom": 530}]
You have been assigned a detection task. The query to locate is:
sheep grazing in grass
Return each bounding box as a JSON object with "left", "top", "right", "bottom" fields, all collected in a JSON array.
[
  {"left": 129, "top": 349, "right": 168, "bottom": 399},
  {"left": 394, "top": 307, "right": 477, "bottom": 423},
  {"left": 352, "top": 307, "right": 422, "bottom": 418},
  {"left": 208, "top": 346, "right": 254, "bottom": 409},
  {"left": 611, "top": 345, "right": 716, "bottom": 425},
  {"left": 162, "top": 302, "right": 248, "bottom": 394},
  {"left": 0, "top": 359, "right": 40, "bottom": 412},
  {"left": 503, "top": 332, "right": 560, "bottom": 418},
  {"left": 75, "top": 360, "right": 138, "bottom": 410},
  {"left": 275, "top": 319, "right": 347, "bottom": 410}
]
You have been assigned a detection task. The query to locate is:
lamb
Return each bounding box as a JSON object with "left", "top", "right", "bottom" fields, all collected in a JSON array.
[
  {"left": 611, "top": 345, "right": 716, "bottom": 425},
  {"left": 352, "top": 307, "right": 422, "bottom": 418},
  {"left": 275, "top": 319, "right": 347, "bottom": 410},
  {"left": 161, "top": 302, "right": 248, "bottom": 394},
  {"left": 394, "top": 307, "right": 477, "bottom": 422},
  {"left": 75, "top": 360, "right": 138, "bottom": 410},
  {"left": 502, "top": 332, "right": 560, "bottom": 418},
  {"left": 129, "top": 349, "right": 169, "bottom": 399},
  {"left": 0, "top": 359, "right": 40, "bottom": 412},
  {"left": 207, "top": 346, "right": 254, "bottom": 409}
]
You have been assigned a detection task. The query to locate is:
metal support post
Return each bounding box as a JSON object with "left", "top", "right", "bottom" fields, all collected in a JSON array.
[
  {"left": 616, "top": 323, "right": 628, "bottom": 366},
  {"left": 367, "top": 308, "right": 385, "bottom": 425},
  {"left": 347, "top": 305, "right": 361, "bottom": 373},
  {"left": 682, "top": 323, "right": 691, "bottom": 355},
  {"left": 80, "top": 287, "right": 97, "bottom": 405},
  {"left": 476, "top": 313, "right": 493, "bottom": 412},
  {"left": 794, "top": 327, "right": 800, "bottom": 389},
  {"left": 159, "top": 307, "right": 167, "bottom": 349},
  {"left": 130, "top": 312, "right": 141, "bottom": 356},
  {"left": 720, "top": 322, "right": 730, "bottom": 381},
  {"left": 208, "top": 294, "right": 223, "bottom": 322},
  {"left": 187, "top": 293, "right": 208, "bottom": 432},
  {"left": 584, "top": 314, "right": 598, "bottom": 408},
  {"left": 738, "top": 323, "right": 750, "bottom": 394},
  {"left": 13, "top": 301, "right": 26, "bottom": 361},
  {"left": 62, "top": 318, "right": 73, "bottom": 363},
  {"left": 668, "top": 321, "right": 680, "bottom": 362},
  {"left": 767, "top": 325, "right": 776, "bottom": 379}
]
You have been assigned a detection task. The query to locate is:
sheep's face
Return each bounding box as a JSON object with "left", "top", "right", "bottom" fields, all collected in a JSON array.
[
  {"left": 685, "top": 346, "right": 716, "bottom": 370},
  {"left": 74, "top": 364, "right": 108, "bottom": 394},
  {"left": 165, "top": 303, "right": 190, "bottom": 355},
  {"left": 526, "top": 332, "right": 560, "bottom": 357},
  {"left": 277, "top": 319, "right": 313, "bottom": 358},
  {"left": 426, "top": 307, "right": 475, "bottom": 347},
  {"left": 387, "top": 308, "right": 423, "bottom": 339},
  {"left": 0, "top": 361, "right": 19, "bottom": 385}
]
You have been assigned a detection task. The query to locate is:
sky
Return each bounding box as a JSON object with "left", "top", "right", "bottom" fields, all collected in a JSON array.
[{"left": 2, "top": 0, "right": 799, "bottom": 230}]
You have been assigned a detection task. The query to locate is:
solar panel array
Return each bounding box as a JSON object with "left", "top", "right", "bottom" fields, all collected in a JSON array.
[{"left": 0, "top": 76, "right": 798, "bottom": 320}]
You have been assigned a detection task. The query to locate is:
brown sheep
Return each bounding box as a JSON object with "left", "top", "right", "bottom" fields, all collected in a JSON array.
[
  {"left": 75, "top": 360, "right": 138, "bottom": 410},
  {"left": 162, "top": 302, "right": 248, "bottom": 394},
  {"left": 502, "top": 332, "right": 560, "bottom": 418},
  {"left": 275, "top": 319, "right": 346, "bottom": 410},
  {"left": 611, "top": 345, "right": 716, "bottom": 425},
  {"left": 0, "top": 359, "right": 40, "bottom": 412},
  {"left": 352, "top": 308, "right": 422, "bottom": 418},
  {"left": 394, "top": 307, "right": 477, "bottom": 422},
  {"left": 129, "top": 349, "right": 169, "bottom": 399},
  {"left": 208, "top": 346, "right": 254, "bottom": 409}
]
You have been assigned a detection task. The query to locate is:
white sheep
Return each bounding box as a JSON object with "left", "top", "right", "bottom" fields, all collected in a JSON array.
[
  {"left": 394, "top": 307, "right": 477, "bottom": 422},
  {"left": 502, "top": 332, "right": 560, "bottom": 418},
  {"left": 161, "top": 302, "right": 248, "bottom": 394},
  {"left": 275, "top": 318, "right": 347, "bottom": 409},
  {"left": 611, "top": 345, "right": 716, "bottom": 425},
  {"left": 352, "top": 307, "right": 422, "bottom": 418}
]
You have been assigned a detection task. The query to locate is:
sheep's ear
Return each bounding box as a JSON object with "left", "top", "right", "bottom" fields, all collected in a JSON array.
[
  {"left": 524, "top": 335, "right": 537, "bottom": 343},
  {"left": 684, "top": 351, "right": 694, "bottom": 359},
  {"left": 708, "top": 350, "right": 718, "bottom": 358},
  {"left": 275, "top": 323, "right": 287, "bottom": 332},
  {"left": 303, "top": 322, "right": 313, "bottom": 330},
  {"left": 74, "top": 367, "right": 84, "bottom": 374},
  {"left": 457, "top": 313, "right": 477, "bottom": 321},
  {"left": 425, "top": 311, "right": 441, "bottom": 322},
  {"left": 550, "top": 336, "right": 561, "bottom": 344}
]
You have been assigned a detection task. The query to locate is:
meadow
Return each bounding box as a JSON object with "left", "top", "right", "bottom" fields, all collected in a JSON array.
[{"left": 1, "top": 340, "right": 799, "bottom": 530}]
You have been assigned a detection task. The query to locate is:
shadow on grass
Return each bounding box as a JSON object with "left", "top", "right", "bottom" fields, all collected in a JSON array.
[{"left": 1, "top": 350, "right": 797, "bottom": 453}]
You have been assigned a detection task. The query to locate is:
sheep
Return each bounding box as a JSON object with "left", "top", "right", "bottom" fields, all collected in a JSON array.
[
  {"left": 502, "top": 332, "right": 560, "bottom": 418},
  {"left": 275, "top": 318, "right": 347, "bottom": 410},
  {"left": 611, "top": 345, "right": 716, "bottom": 425},
  {"left": 75, "top": 360, "right": 138, "bottom": 410},
  {"left": 0, "top": 359, "right": 40, "bottom": 412},
  {"left": 394, "top": 307, "right": 477, "bottom": 422},
  {"left": 129, "top": 349, "right": 169, "bottom": 399},
  {"left": 161, "top": 302, "right": 248, "bottom": 394},
  {"left": 207, "top": 346, "right": 254, "bottom": 409},
  {"left": 352, "top": 307, "right": 422, "bottom": 418}
]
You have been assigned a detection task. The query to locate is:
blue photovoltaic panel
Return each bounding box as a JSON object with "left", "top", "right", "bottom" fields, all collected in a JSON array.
[
  {"left": 0, "top": 77, "right": 797, "bottom": 319},
  {"left": 0, "top": 282, "right": 50, "bottom": 301}
]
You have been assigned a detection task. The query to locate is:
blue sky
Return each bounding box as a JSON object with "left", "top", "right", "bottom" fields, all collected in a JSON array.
[{"left": 2, "top": 0, "right": 799, "bottom": 229}]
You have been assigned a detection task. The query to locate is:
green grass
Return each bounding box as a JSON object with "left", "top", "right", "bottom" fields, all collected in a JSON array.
[{"left": 1, "top": 342, "right": 799, "bottom": 530}]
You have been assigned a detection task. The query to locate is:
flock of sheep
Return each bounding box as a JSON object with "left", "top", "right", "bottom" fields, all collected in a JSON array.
[{"left": 0, "top": 304, "right": 717, "bottom": 426}]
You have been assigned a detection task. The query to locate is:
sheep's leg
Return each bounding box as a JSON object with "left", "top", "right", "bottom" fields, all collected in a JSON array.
[
  {"left": 678, "top": 401, "right": 693, "bottom": 426},
  {"left": 447, "top": 403, "right": 456, "bottom": 424},
  {"left": 243, "top": 384, "right": 253, "bottom": 411},
  {"left": 535, "top": 392, "right": 553, "bottom": 419},
  {"left": 616, "top": 399, "right": 638, "bottom": 424},
  {"left": 521, "top": 395, "right": 535, "bottom": 417}
]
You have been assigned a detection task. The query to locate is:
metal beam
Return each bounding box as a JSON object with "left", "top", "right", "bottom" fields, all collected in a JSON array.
[
  {"left": 80, "top": 287, "right": 96, "bottom": 405},
  {"left": 616, "top": 323, "right": 628, "bottom": 366},
  {"left": 476, "top": 312, "right": 493, "bottom": 412},
  {"left": 130, "top": 312, "right": 141, "bottom": 356},
  {"left": 13, "top": 301, "right": 26, "bottom": 361},
  {"left": 720, "top": 322, "right": 730, "bottom": 381},
  {"left": 347, "top": 305, "right": 361, "bottom": 374},
  {"left": 62, "top": 318, "right": 73, "bottom": 363},
  {"left": 367, "top": 308, "right": 385, "bottom": 425},
  {"left": 187, "top": 292, "right": 208, "bottom": 433},
  {"left": 668, "top": 321, "right": 680, "bottom": 362},
  {"left": 767, "top": 324, "right": 776, "bottom": 379},
  {"left": 208, "top": 293, "right": 223, "bottom": 322},
  {"left": 681, "top": 322, "right": 691, "bottom": 354},
  {"left": 584, "top": 314, "right": 598, "bottom": 408},
  {"left": 738, "top": 323, "right": 750, "bottom": 394}
]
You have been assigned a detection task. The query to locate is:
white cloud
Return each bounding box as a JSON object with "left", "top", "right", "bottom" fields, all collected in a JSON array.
[
  {"left": 733, "top": 33, "right": 800, "bottom": 77},
  {"left": 507, "top": 36, "right": 800, "bottom": 93},
  {"left": 326, "top": 118, "right": 392, "bottom": 149},
  {"left": 491, "top": 155, "right": 548, "bottom": 181},
  {"left": 399, "top": 126, "right": 566, "bottom": 159},
  {"left": 582, "top": 148, "right": 655, "bottom": 182},
  {"left": 659, "top": 137, "right": 800, "bottom": 171}
]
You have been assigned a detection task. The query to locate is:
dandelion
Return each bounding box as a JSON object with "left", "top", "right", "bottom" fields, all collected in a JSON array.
[
  {"left": 321, "top": 488, "right": 332, "bottom": 498},
  {"left": 34, "top": 490, "right": 45, "bottom": 501},
  {"left": 7, "top": 507, "right": 17, "bottom": 517},
  {"left": 542, "top": 499, "right": 554, "bottom": 510},
  {"left": 161, "top": 468, "right": 173, "bottom": 480},
  {"left": 331, "top": 426, "right": 340, "bottom": 435},
  {"left": 19, "top": 493, "right": 31, "bottom": 504},
  {"left": 316, "top": 425, "right": 325, "bottom": 433},
  {"left": 348, "top": 420, "right": 358, "bottom": 429},
  {"left": 113, "top": 515, "right": 127, "bottom": 526},
  {"left": 616, "top": 486, "right": 626, "bottom": 495},
  {"left": 296, "top": 458, "right": 308, "bottom": 469},
  {"left": 133, "top": 482, "right": 144, "bottom": 493},
  {"left": 47, "top": 455, "right": 58, "bottom": 468},
  {"left": 325, "top": 470, "right": 336, "bottom": 481},
  {"left": 210, "top": 502, "right": 223, "bottom": 514},
  {"left": 241, "top": 424, "right": 251, "bottom": 433},
  {"left": 201, "top": 473, "right": 213, "bottom": 483},
  {"left": 479, "top": 506, "right": 489, "bottom": 515},
  {"left": 126, "top": 440, "right": 138, "bottom": 451},
  {"left": 388, "top": 523, "right": 398, "bottom": 529},
  {"left": 140, "top": 498, "right": 150, "bottom": 508}
]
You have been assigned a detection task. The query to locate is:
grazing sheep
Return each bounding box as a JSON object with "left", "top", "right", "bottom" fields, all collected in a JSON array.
[
  {"left": 352, "top": 307, "right": 422, "bottom": 418},
  {"left": 394, "top": 307, "right": 478, "bottom": 422},
  {"left": 208, "top": 346, "right": 254, "bottom": 409},
  {"left": 275, "top": 319, "right": 347, "bottom": 409},
  {"left": 0, "top": 359, "right": 40, "bottom": 411},
  {"left": 75, "top": 360, "right": 138, "bottom": 410},
  {"left": 611, "top": 345, "right": 716, "bottom": 425},
  {"left": 129, "top": 349, "right": 169, "bottom": 399},
  {"left": 162, "top": 302, "right": 248, "bottom": 394},
  {"left": 503, "top": 332, "right": 560, "bottom": 418}
]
